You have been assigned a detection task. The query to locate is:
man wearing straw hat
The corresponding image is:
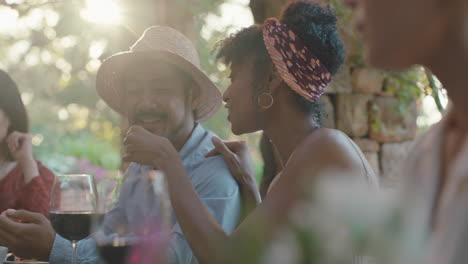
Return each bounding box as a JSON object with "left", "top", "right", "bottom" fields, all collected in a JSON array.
[{"left": 0, "top": 26, "right": 242, "bottom": 264}]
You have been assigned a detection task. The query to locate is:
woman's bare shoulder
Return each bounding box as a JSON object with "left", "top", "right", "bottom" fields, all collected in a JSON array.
[
  {"left": 296, "top": 128, "right": 350, "bottom": 153},
  {"left": 291, "top": 128, "right": 363, "bottom": 170}
]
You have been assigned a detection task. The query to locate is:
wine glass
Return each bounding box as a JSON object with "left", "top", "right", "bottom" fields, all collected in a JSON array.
[
  {"left": 49, "top": 174, "right": 101, "bottom": 264},
  {"left": 94, "top": 169, "right": 171, "bottom": 264},
  {"left": 93, "top": 188, "right": 140, "bottom": 264}
]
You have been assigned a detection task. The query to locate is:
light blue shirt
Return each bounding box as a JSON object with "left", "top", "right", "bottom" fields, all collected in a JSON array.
[{"left": 49, "top": 124, "right": 242, "bottom": 264}]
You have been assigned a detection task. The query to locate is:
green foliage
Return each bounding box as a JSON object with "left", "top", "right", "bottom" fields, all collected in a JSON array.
[
  {"left": 33, "top": 124, "right": 121, "bottom": 172},
  {"left": 369, "top": 67, "right": 429, "bottom": 133},
  {"left": 370, "top": 103, "right": 383, "bottom": 133},
  {"left": 383, "top": 66, "right": 428, "bottom": 113},
  {"left": 370, "top": 66, "right": 425, "bottom": 133},
  {"left": 329, "top": 0, "right": 353, "bottom": 24},
  {"left": 43, "top": 133, "right": 120, "bottom": 168}
]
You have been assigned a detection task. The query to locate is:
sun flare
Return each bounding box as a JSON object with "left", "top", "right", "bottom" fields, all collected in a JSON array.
[{"left": 81, "top": 0, "right": 122, "bottom": 25}]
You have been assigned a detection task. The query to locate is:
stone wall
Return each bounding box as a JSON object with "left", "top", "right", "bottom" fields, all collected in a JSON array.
[
  {"left": 246, "top": 0, "right": 422, "bottom": 187},
  {"left": 320, "top": 66, "right": 419, "bottom": 187}
]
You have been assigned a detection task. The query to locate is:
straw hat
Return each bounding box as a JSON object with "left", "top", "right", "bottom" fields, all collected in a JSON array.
[{"left": 96, "top": 26, "right": 222, "bottom": 123}]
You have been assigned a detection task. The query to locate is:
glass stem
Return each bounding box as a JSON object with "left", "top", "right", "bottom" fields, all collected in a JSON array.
[{"left": 72, "top": 241, "right": 78, "bottom": 264}]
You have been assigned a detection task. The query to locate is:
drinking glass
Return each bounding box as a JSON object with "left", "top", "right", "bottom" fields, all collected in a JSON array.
[
  {"left": 49, "top": 174, "right": 101, "bottom": 264},
  {"left": 95, "top": 169, "right": 171, "bottom": 264}
]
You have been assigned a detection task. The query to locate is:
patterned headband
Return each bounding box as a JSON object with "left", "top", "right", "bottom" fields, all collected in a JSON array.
[{"left": 263, "top": 18, "right": 332, "bottom": 102}]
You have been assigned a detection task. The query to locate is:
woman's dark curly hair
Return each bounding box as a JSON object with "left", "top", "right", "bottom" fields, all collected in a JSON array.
[
  {"left": 217, "top": 1, "right": 345, "bottom": 127},
  {"left": 0, "top": 70, "right": 29, "bottom": 161}
]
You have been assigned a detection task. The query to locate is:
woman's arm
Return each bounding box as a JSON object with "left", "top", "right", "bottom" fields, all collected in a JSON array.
[
  {"left": 160, "top": 153, "right": 304, "bottom": 264},
  {"left": 123, "top": 126, "right": 360, "bottom": 264},
  {"left": 6, "top": 132, "right": 55, "bottom": 217},
  {"left": 16, "top": 163, "right": 55, "bottom": 217}
]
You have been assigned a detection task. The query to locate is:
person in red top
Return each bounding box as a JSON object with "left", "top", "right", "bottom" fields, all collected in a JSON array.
[{"left": 0, "top": 70, "right": 54, "bottom": 217}]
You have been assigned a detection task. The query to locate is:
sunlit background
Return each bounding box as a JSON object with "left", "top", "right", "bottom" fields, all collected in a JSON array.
[
  {"left": 81, "top": 0, "right": 123, "bottom": 25},
  {"left": 0, "top": 0, "right": 256, "bottom": 177}
]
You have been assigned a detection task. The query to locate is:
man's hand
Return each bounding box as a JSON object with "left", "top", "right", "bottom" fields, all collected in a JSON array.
[
  {"left": 122, "top": 125, "right": 180, "bottom": 170},
  {"left": 0, "top": 209, "right": 55, "bottom": 261}
]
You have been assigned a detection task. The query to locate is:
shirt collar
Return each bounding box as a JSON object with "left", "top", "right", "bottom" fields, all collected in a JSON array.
[
  {"left": 130, "top": 123, "right": 210, "bottom": 176},
  {"left": 179, "top": 123, "right": 207, "bottom": 165}
]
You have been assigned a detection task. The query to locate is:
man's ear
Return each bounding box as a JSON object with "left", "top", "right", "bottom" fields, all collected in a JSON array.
[{"left": 188, "top": 85, "right": 201, "bottom": 112}]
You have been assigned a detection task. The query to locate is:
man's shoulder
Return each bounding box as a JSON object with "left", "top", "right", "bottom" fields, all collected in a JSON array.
[
  {"left": 191, "top": 155, "right": 240, "bottom": 196},
  {"left": 184, "top": 126, "right": 239, "bottom": 190},
  {"left": 186, "top": 127, "right": 226, "bottom": 172},
  {"left": 193, "top": 154, "right": 232, "bottom": 179}
]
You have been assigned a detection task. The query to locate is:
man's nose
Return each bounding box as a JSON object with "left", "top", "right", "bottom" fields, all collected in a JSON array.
[{"left": 140, "top": 89, "right": 158, "bottom": 108}]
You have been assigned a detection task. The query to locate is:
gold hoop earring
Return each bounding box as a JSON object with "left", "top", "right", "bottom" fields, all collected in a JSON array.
[{"left": 258, "top": 93, "right": 274, "bottom": 109}]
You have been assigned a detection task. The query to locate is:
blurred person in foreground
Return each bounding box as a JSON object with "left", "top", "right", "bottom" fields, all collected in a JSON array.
[
  {"left": 113, "top": 2, "right": 377, "bottom": 263},
  {"left": 0, "top": 70, "right": 54, "bottom": 217},
  {"left": 344, "top": 0, "right": 468, "bottom": 263},
  {"left": 0, "top": 26, "right": 242, "bottom": 263}
]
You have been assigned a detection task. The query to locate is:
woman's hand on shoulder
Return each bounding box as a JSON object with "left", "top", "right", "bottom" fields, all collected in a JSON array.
[{"left": 205, "top": 137, "right": 261, "bottom": 206}]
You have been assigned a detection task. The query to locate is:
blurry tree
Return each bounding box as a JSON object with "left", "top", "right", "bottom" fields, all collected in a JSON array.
[
  {"left": 0, "top": 0, "right": 243, "bottom": 172},
  {"left": 0, "top": 0, "right": 124, "bottom": 172}
]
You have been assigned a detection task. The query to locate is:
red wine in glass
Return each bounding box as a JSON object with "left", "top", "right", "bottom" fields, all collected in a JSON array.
[
  {"left": 95, "top": 234, "right": 143, "bottom": 264},
  {"left": 50, "top": 211, "right": 104, "bottom": 241},
  {"left": 98, "top": 244, "right": 130, "bottom": 264},
  {"left": 50, "top": 174, "right": 99, "bottom": 264},
  {"left": 98, "top": 243, "right": 140, "bottom": 264}
]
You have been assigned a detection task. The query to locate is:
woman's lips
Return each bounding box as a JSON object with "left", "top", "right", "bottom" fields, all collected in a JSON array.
[{"left": 224, "top": 104, "right": 232, "bottom": 121}]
